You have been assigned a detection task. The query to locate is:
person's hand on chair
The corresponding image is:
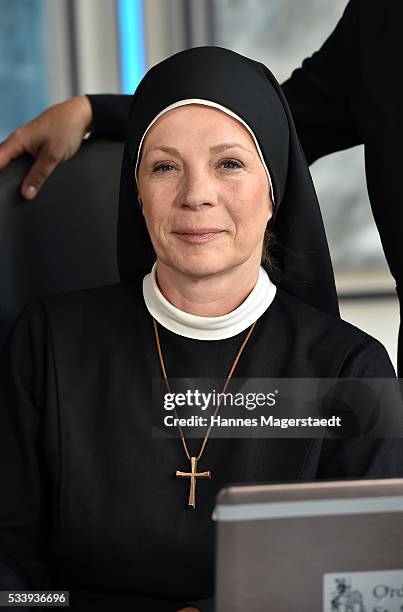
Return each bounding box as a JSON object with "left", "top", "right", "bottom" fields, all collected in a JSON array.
[{"left": 0, "top": 95, "right": 93, "bottom": 199}]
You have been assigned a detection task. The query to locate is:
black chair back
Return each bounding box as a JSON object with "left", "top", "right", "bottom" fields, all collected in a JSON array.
[{"left": 0, "top": 138, "right": 123, "bottom": 347}]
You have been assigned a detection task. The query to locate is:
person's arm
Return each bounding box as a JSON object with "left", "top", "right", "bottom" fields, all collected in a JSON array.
[
  {"left": 0, "top": 94, "right": 130, "bottom": 199},
  {"left": 281, "top": 0, "right": 362, "bottom": 164},
  {"left": 86, "top": 94, "right": 132, "bottom": 141}
]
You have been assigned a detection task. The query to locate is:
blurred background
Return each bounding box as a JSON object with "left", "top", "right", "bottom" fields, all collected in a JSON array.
[{"left": 0, "top": 0, "right": 398, "bottom": 367}]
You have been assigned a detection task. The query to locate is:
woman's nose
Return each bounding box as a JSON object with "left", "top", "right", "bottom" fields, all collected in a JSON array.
[{"left": 179, "top": 169, "right": 216, "bottom": 209}]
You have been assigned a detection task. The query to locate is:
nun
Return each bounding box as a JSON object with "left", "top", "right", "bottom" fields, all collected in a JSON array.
[{"left": 0, "top": 47, "right": 401, "bottom": 612}]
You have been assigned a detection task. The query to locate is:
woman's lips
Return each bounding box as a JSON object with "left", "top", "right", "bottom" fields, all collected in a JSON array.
[{"left": 173, "top": 229, "right": 224, "bottom": 243}]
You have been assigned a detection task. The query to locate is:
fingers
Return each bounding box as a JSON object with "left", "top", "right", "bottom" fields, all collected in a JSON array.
[
  {"left": 0, "top": 97, "right": 92, "bottom": 199},
  {"left": 20, "top": 147, "right": 63, "bottom": 199},
  {"left": 0, "top": 128, "right": 60, "bottom": 200}
]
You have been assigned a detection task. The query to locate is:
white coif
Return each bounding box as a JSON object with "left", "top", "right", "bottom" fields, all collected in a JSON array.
[{"left": 142, "top": 262, "right": 277, "bottom": 340}]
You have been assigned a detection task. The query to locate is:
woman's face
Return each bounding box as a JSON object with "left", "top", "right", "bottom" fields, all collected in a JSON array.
[{"left": 137, "top": 104, "right": 273, "bottom": 279}]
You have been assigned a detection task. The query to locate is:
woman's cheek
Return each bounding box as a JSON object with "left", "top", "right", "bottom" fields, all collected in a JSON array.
[{"left": 227, "top": 198, "right": 252, "bottom": 224}]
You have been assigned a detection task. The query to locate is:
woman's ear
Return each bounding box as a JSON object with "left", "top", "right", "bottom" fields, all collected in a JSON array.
[{"left": 138, "top": 193, "right": 144, "bottom": 213}]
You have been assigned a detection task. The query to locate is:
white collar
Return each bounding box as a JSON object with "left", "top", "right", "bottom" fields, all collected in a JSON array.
[{"left": 142, "top": 262, "right": 277, "bottom": 340}]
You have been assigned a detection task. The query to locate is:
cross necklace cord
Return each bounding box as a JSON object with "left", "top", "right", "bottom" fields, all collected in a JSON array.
[{"left": 153, "top": 317, "right": 257, "bottom": 510}]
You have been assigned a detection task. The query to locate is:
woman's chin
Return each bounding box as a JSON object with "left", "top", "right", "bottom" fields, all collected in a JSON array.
[{"left": 168, "top": 255, "right": 233, "bottom": 279}]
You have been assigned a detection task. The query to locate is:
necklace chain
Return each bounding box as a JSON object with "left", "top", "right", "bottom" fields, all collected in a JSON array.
[{"left": 153, "top": 318, "right": 257, "bottom": 462}]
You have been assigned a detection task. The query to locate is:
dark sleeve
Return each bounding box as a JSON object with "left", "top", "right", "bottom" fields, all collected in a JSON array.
[
  {"left": 281, "top": 0, "right": 362, "bottom": 164},
  {"left": 86, "top": 94, "right": 132, "bottom": 141},
  {"left": 0, "top": 301, "right": 57, "bottom": 590},
  {"left": 317, "top": 340, "right": 403, "bottom": 480}
]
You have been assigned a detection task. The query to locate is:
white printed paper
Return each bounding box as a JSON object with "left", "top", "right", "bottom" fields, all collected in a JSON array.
[{"left": 324, "top": 570, "right": 403, "bottom": 611}]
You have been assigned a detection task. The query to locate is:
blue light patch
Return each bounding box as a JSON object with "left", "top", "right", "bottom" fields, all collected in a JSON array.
[{"left": 117, "top": 0, "right": 146, "bottom": 94}]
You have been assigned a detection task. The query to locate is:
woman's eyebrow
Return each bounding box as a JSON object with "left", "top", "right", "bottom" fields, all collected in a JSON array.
[
  {"left": 210, "top": 142, "right": 251, "bottom": 153},
  {"left": 145, "top": 142, "right": 251, "bottom": 156},
  {"left": 145, "top": 145, "right": 180, "bottom": 156}
]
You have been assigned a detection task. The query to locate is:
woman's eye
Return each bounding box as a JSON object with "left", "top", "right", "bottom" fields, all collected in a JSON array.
[
  {"left": 153, "top": 163, "right": 175, "bottom": 173},
  {"left": 219, "top": 159, "right": 243, "bottom": 170}
]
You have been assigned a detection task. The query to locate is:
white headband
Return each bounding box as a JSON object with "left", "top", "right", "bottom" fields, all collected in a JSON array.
[{"left": 134, "top": 98, "right": 275, "bottom": 205}]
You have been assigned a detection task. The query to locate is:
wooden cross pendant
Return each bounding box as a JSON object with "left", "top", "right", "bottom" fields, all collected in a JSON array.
[{"left": 176, "top": 456, "right": 211, "bottom": 510}]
